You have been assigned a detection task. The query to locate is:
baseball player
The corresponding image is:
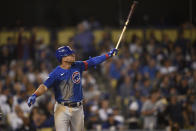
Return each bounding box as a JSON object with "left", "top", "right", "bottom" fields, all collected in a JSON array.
[{"left": 27, "top": 46, "right": 118, "bottom": 131}]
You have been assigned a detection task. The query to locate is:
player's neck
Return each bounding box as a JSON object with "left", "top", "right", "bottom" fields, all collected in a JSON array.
[{"left": 60, "top": 63, "right": 72, "bottom": 69}]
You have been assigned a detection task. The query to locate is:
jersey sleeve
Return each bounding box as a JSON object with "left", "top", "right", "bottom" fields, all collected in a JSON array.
[
  {"left": 83, "top": 54, "right": 109, "bottom": 70},
  {"left": 73, "top": 61, "right": 86, "bottom": 71},
  {"left": 43, "top": 71, "right": 56, "bottom": 89},
  {"left": 73, "top": 54, "right": 110, "bottom": 71}
]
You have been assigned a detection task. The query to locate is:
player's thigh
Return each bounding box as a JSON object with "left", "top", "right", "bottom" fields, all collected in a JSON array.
[
  {"left": 54, "top": 103, "right": 70, "bottom": 131},
  {"left": 70, "top": 106, "right": 84, "bottom": 131}
]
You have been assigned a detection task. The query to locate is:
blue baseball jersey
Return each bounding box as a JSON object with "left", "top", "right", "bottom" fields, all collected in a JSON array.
[{"left": 43, "top": 54, "right": 109, "bottom": 103}]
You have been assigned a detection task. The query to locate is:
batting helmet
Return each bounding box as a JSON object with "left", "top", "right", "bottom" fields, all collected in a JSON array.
[{"left": 55, "top": 46, "right": 75, "bottom": 62}]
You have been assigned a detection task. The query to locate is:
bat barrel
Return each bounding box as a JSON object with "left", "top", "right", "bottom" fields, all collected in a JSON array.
[{"left": 115, "top": 1, "right": 138, "bottom": 50}]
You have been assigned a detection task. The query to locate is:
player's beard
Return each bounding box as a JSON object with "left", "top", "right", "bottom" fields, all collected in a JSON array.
[
  {"left": 64, "top": 57, "right": 75, "bottom": 63},
  {"left": 65, "top": 59, "right": 75, "bottom": 63}
]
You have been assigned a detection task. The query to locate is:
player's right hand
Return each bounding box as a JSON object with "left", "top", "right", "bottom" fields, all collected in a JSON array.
[
  {"left": 108, "top": 48, "right": 118, "bottom": 57},
  {"left": 27, "top": 94, "right": 37, "bottom": 107}
]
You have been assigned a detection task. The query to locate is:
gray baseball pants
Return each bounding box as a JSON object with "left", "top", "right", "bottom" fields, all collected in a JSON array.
[{"left": 54, "top": 102, "right": 84, "bottom": 131}]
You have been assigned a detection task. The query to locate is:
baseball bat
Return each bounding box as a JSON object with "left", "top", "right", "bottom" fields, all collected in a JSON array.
[{"left": 115, "top": 1, "right": 138, "bottom": 49}]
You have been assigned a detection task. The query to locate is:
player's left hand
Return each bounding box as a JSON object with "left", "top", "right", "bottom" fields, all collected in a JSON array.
[{"left": 108, "top": 48, "right": 118, "bottom": 57}]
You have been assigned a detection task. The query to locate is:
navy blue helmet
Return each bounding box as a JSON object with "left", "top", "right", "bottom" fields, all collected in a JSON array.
[{"left": 55, "top": 46, "right": 75, "bottom": 62}]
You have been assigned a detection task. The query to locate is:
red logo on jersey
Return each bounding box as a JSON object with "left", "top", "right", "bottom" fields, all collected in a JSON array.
[{"left": 72, "top": 71, "right": 80, "bottom": 84}]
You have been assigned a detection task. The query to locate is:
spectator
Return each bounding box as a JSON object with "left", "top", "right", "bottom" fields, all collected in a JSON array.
[
  {"left": 73, "top": 21, "right": 96, "bottom": 59},
  {"left": 127, "top": 101, "right": 140, "bottom": 129},
  {"left": 98, "top": 99, "right": 113, "bottom": 122},
  {"left": 102, "top": 113, "right": 121, "bottom": 130},
  {"left": 6, "top": 37, "right": 17, "bottom": 60},
  {"left": 141, "top": 90, "right": 159, "bottom": 129},
  {"left": 142, "top": 58, "right": 157, "bottom": 80},
  {"left": 166, "top": 95, "right": 184, "bottom": 128},
  {"left": 119, "top": 75, "right": 132, "bottom": 99},
  {"left": 183, "top": 102, "right": 195, "bottom": 129},
  {"left": 0, "top": 46, "right": 11, "bottom": 65},
  {"left": 113, "top": 107, "right": 124, "bottom": 129},
  {"left": 17, "top": 30, "right": 31, "bottom": 60},
  {"left": 7, "top": 105, "right": 30, "bottom": 130},
  {"left": 86, "top": 113, "right": 101, "bottom": 130},
  {"left": 139, "top": 78, "right": 152, "bottom": 97}
]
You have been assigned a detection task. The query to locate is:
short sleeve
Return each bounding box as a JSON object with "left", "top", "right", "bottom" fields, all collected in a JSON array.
[
  {"left": 43, "top": 72, "right": 56, "bottom": 89},
  {"left": 73, "top": 61, "right": 87, "bottom": 71}
]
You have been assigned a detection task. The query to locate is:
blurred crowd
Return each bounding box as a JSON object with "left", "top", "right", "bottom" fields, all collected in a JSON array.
[{"left": 0, "top": 21, "right": 196, "bottom": 131}]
